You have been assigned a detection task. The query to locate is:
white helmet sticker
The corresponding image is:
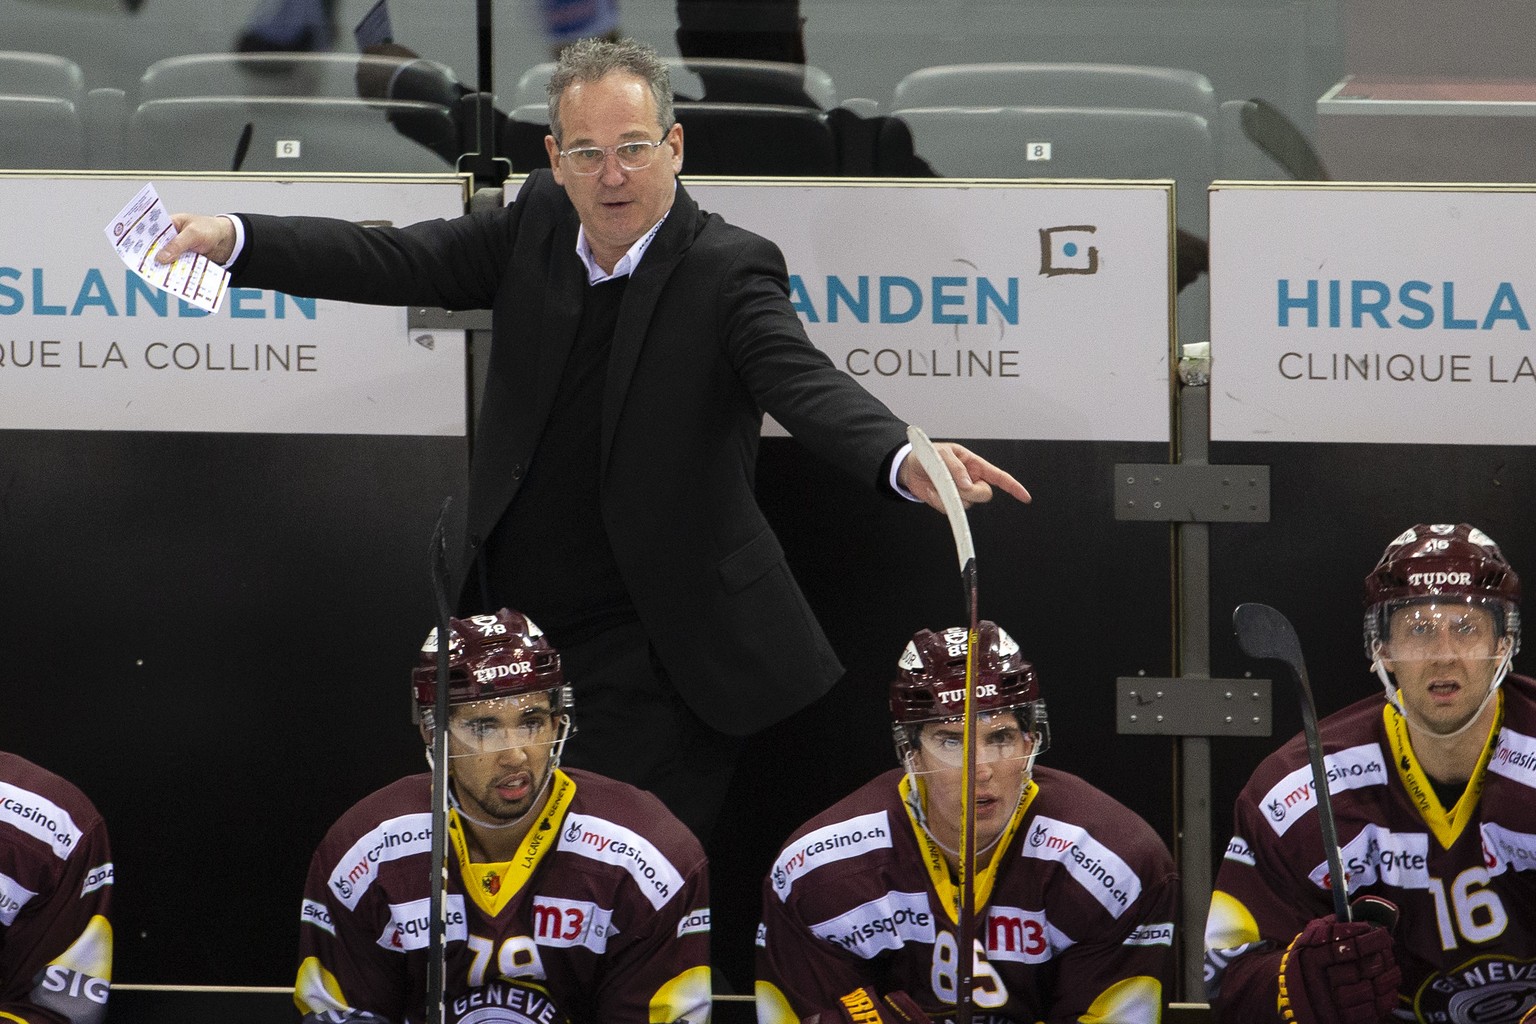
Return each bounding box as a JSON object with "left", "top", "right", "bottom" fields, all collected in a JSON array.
[
  {"left": 897, "top": 642, "right": 924, "bottom": 671},
  {"left": 418, "top": 628, "right": 461, "bottom": 655},
  {"left": 1429, "top": 524, "right": 1456, "bottom": 535},
  {"left": 997, "top": 628, "right": 1020, "bottom": 658},
  {"left": 1469, "top": 527, "right": 1497, "bottom": 549},
  {"left": 1391, "top": 527, "right": 1418, "bottom": 546}
]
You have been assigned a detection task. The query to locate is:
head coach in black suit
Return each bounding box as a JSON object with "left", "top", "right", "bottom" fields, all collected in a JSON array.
[{"left": 159, "top": 38, "right": 1028, "bottom": 843}]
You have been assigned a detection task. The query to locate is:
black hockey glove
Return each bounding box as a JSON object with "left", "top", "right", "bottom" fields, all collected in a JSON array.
[{"left": 1277, "top": 913, "right": 1400, "bottom": 1024}]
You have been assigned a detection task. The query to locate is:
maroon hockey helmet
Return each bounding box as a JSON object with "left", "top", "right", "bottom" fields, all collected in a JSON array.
[
  {"left": 1363, "top": 524, "right": 1522, "bottom": 657},
  {"left": 412, "top": 608, "right": 569, "bottom": 711},
  {"left": 890, "top": 622, "right": 1049, "bottom": 762}
]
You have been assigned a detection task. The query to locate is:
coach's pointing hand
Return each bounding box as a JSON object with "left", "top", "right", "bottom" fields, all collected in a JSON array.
[{"left": 899, "top": 441, "right": 1031, "bottom": 512}]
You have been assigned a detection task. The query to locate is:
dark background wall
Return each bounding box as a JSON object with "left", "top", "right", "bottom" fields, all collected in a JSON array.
[{"left": 2, "top": 431, "right": 464, "bottom": 984}]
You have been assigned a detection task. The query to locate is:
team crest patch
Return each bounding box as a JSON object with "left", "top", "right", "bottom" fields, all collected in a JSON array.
[
  {"left": 447, "top": 979, "right": 570, "bottom": 1024},
  {"left": 481, "top": 870, "right": 501, "bottom": 896},
  {"left": 1414, "top": 954, "right": 1536, "bottom": 1024}
]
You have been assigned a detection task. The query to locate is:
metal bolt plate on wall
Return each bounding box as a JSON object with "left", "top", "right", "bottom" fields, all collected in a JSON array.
[
  {"left": 1113, "top": 464, "right": 1270, "bottom": 522},
  {"left": 1116, "top": 677, "right": 1272, "bottom": 735}
]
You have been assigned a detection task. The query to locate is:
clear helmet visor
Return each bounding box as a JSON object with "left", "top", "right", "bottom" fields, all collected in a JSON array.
[
  {"left": 1377, "top": 599, "right": 1511, "bottom": 663},
  {"left": 898, "top": 703, "right": 1050, "bottom": 775},
  {"left": 895, "top": 702, "right": 1049, "bottom": 860},
  {"left": 421, "top": 692, "right": 569, "bottom": 758}
]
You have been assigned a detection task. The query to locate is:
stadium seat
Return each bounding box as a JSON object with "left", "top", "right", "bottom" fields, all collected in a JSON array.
[
  {"left": 137, "top": 52, "right": 461, "bottom": 103},
  {"left": 891, "top": 62, "right": 1218, "bottom": 124},
  {"left": 0, "top": 51, "right": 88, "bottom": 168},
  {"left": 0, "top": 94, "right": 85, "bottom": 168},
  {"left": 883, "top": 105, "right": 1213, "bottom": 222},
  {"left": 125, "top": 96, "right": 457, "bottom": 173},
  {"left": 1218, "top": 97, "right": 1329, "bottom": 181},
  {"left": 674, "top": 102, "right": 838, "bottom": 175},
  {"left": 0, "top": 50, "right": 84, "bottom": 101}
]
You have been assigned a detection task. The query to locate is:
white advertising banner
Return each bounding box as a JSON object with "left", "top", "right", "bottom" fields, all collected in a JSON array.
[
  {"left": 689, "top": 180, "right": 1174, "bottom": 442},
  {"left": 1, "top": 172, "right": 469, "bottom": 436},
  {"left": 1211, "top": 183, "right": 1536, "bottom": 444}
]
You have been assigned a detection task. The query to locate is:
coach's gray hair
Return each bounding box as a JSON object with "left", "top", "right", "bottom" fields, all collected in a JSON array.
[{"left": 547, "top": 38, "right": 674, "bottom": 143}]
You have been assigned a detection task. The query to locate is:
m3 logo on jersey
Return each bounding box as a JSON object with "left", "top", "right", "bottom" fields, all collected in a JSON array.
[
  {"left": 1259, "top": 744, "right": 1387, "bottom": 837},
  {"left": 531, "top": 896, "right": 616, "bottom": 953},
  {"left": 984, "top": 904, "right": 1068, "bottom": 964},
  {"left": 1020, "top": 815, "right": 1141, "bottom": 918},
  {"left": 770, "top": 812, "right": 892, "bottom": 901},
  {"left": 1490, "top": 728, "right": 1536, "bottom": 791}
]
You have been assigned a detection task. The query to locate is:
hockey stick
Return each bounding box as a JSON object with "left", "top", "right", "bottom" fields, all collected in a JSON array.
[
  {"left": 1232, "top": 602, "right": 1351, "bottom": 922},
  {"left": 426, "top": 498, "right": 454, "bottom": 1024},
  {"left": 907, "top": 426, "right": 979, "bottom": 1024}
]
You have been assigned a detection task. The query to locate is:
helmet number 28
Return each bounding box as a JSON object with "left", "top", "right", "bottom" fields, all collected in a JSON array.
[
  {"left": 930, "top": 931, "right": 1009, "bottom": 1009},
  {"left": 1428, "top": 868, "right": 1509, "bottom": 950}
]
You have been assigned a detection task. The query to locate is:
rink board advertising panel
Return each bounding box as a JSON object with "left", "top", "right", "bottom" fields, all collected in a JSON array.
[
  {"left": 1211, "top": 182, "right": 1536, "bottom": 445},
  {"left": 1, "top": 172, "right": 470, "bottom": 436},
  {"left": 691, "top": 179, "right": 1175, "bottom": 443}
]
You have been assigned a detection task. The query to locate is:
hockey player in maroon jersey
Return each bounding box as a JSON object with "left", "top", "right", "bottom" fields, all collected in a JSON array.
[
  {"left": 293, "top": 608, "right": 711, "bottom": 1024},
  {"left": 0, "top": 752, "right": 113, "bottom": 1024},
  {"left": 1206, "top": 523, "right": 1536, "bottom": 1024},
  {"left": 756, "top": 622, "right": 1178, "bottom": 1024}
]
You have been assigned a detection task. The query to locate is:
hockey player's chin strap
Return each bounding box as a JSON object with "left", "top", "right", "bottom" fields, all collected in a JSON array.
[
  {"left": 899, "top": 749, "right": 1039, "bottom": 865},
  {"left": 427, "top": 718, "right": 573, "bottom": 832},
  {"left": 1372, "top": 642, "right": 1514, "bottom": 741}
]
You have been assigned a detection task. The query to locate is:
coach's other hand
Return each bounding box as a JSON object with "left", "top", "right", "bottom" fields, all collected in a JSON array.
[{"left": 156, "top": 214, "right": 238, "bottom": 266}]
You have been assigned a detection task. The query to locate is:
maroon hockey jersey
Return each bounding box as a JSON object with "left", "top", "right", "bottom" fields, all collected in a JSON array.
[
  {"left": 0, "top": 752, "right": 113, "bottom": 1024},
  {"left": 1206, "top": 675, "right": 1536, "bottom": 1024},
  {"left": 757, "top": 766, "right": 1178, "bottom": 1024},
  {"left": 294, "top": 768, "right": 710, "bottom": 1024}
]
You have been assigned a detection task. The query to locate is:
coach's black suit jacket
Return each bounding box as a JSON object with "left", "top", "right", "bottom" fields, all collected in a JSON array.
[{"left": 232, "top": 170, "right": 908, "bottom": 735}]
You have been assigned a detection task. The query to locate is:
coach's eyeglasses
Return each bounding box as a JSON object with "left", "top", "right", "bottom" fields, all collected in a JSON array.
[{"left": 558, "top": 137, "right": 669, "bottom": 175}]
